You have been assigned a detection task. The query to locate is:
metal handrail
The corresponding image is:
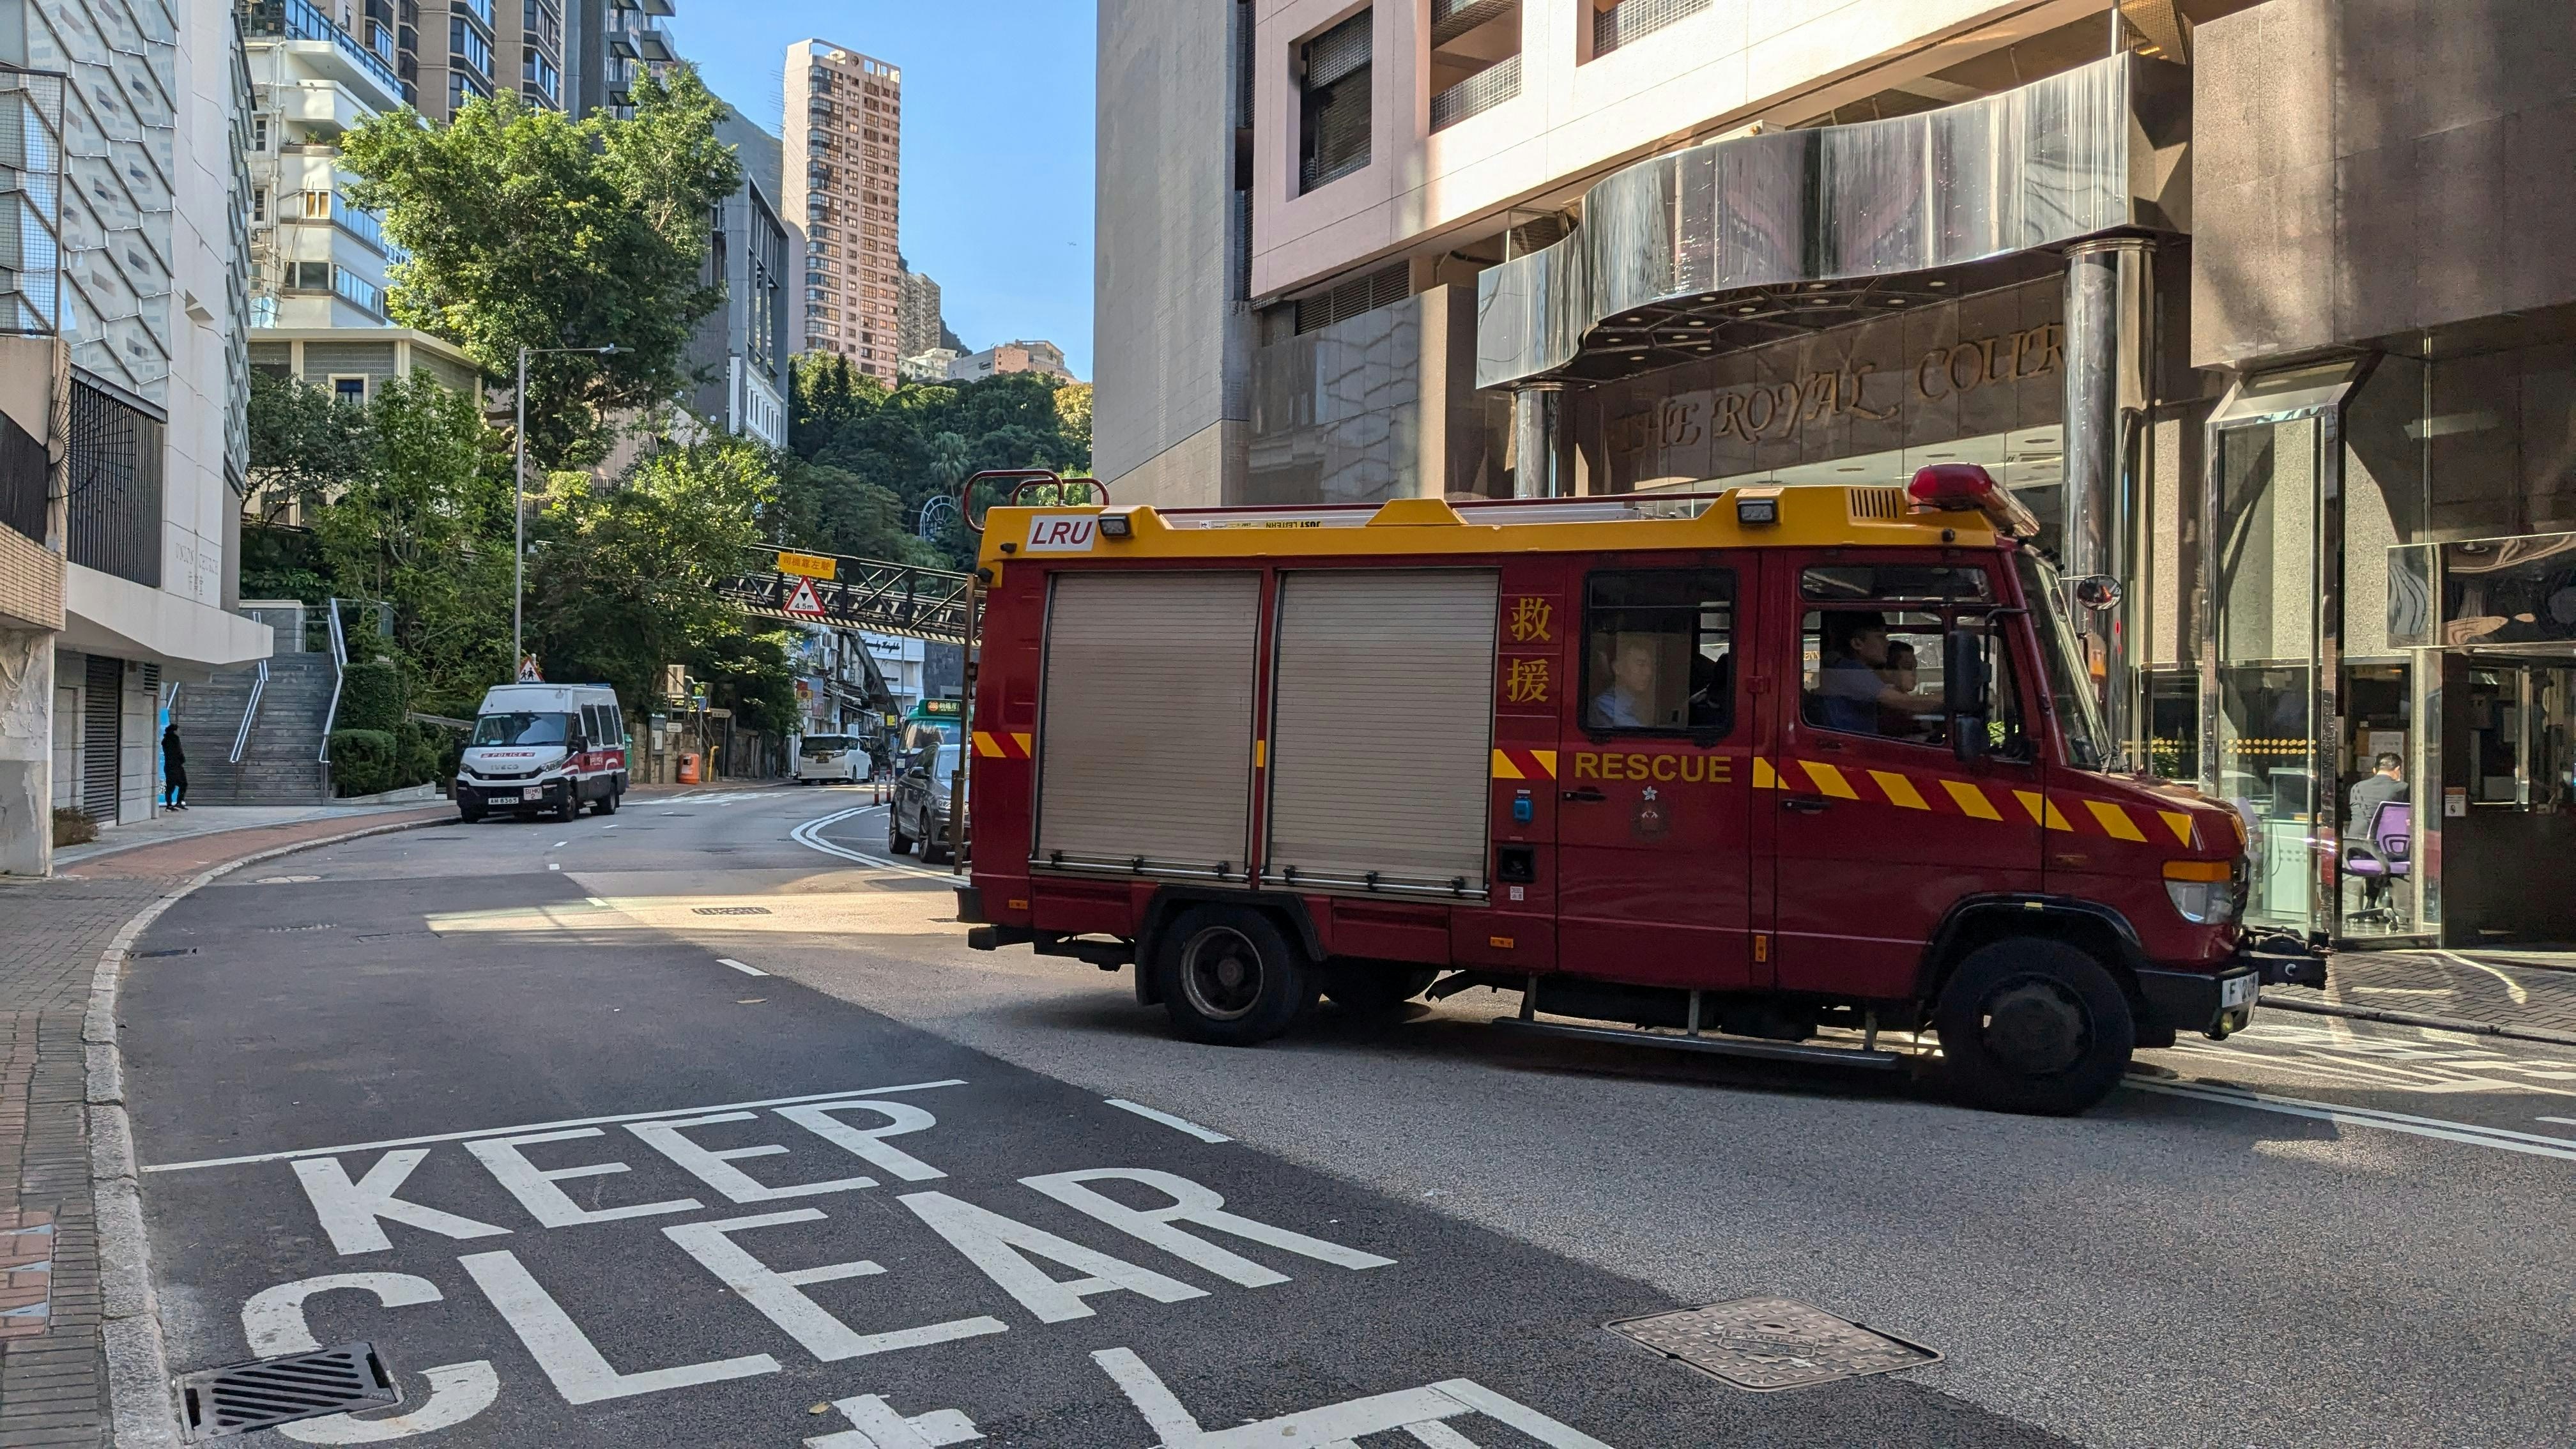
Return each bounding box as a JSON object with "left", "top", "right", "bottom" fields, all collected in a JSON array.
[
  {"left": 231, "top": 660, "right": 268, "bottom": 765},
  {"left": 316, "top": 597, "right": 349, "bottom": 763}
]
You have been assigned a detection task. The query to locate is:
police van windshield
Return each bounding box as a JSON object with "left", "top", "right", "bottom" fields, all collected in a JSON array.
[
  {"left": 2018, "top": 555, "right": 2116, "bottom": 772},
  {"left": 473, "top": 712, "right": 572, "bottom": 746}
]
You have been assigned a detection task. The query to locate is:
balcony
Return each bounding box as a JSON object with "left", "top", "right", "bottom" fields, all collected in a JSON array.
[
  {"left": 240, "top": 0, "right": 405, "bottom": 108},
  {"left": 1430, "top": 52, "right": 1519, "bottom": 131},
  {"left": 1591, "top": 0, "right": 1711, "bottom": 59}
]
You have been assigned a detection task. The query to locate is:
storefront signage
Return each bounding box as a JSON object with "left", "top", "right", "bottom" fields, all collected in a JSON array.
[{"left": 1609, "top": 323, "right": 2064, "bottom": 453}]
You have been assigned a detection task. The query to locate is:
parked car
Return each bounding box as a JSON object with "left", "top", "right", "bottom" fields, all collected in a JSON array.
[
  {"left": 889, "top": 741, "right": 967, "bottom": 863},
  {"left": 795, "top": 733, "right": 871, "bottom": 785}
]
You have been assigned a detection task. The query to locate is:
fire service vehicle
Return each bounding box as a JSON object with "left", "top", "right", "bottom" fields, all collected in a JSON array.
[{"left": 953, "top": 468, "right": 2305, "bottom": 1114}]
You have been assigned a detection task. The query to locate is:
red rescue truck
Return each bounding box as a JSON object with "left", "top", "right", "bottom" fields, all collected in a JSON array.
[{"left": 954, "top": 468, "right": 2304, "bottom": 1114}]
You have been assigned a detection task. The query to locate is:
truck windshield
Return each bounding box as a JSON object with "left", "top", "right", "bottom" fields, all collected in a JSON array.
[
  {"left": 2017, "top": 555, "right": 2115, "bottom": 772},
  {"left": 472, "top": 712, "right": 571, "bottom": 746}
]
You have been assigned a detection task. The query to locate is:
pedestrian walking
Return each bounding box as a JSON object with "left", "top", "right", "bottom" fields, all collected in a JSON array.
[{"left": 162, "top": 722, "right": 188, "bottom": 810}]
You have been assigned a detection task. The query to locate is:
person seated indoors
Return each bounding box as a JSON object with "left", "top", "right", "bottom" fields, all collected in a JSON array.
[
  {"left": 1878, "top": 640, "right": 1933, "bottom": 740},
  {"left": 1591, "top": 634, "right": 1662, "bottom": 729},
  {"left": 1815, "top": 611, "right": 1942, "bottom": 737}
]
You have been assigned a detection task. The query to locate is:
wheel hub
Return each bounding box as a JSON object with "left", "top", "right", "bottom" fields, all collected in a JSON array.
[
  {"left": 1979, "top": 976, "right": 2090, "bottom": 1076},
  {"left": 1180, "top": 928, "right": 1263, "bottom": 1022}
]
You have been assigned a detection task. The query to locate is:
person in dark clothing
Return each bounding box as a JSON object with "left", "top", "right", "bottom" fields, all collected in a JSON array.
[
  {"left": 162, "top": 723, "right": 188, "bottom": 810},
  {"left": 2349, "top": 751, "right": 2404, "bottom": 829}
]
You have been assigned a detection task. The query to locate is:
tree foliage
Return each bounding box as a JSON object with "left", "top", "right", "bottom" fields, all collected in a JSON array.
[
  {"left": 342, "top": 69, "right": 740, "bottom": 469},
  {"left": 786, "top": 355, "right": 1092, "bottom": 568}
]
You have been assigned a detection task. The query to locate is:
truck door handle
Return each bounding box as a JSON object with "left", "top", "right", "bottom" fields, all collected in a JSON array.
[
  {"left": 1781, "top": 797, "right": 1831, "bottom": 814},
  {"left": 1561, "top": 788, "right": 1607, "bottom": 803}
]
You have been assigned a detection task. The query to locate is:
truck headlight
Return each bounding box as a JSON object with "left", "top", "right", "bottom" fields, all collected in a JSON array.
[{"left": 2163, "top": 859, "right": 2237, "bottom": 924}]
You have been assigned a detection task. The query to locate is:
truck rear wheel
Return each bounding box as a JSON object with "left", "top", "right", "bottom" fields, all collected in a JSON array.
[
  {"left": 1933, "top": 938, "right": 2135, "bottom": 1116},
  {"left": 1155, "top": 907, "right": 1315, "bottom": 1046}
]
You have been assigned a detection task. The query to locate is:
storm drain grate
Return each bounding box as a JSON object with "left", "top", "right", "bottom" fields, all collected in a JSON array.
[
  {"left": 176, "top": 1342, "right": 399, "bottom": 1439},
  {"left": 1608, "top": 1297, "right": 1940, "bottom": 1392},
  {"left": 133, "top": 947, "right": 196, "bottom": 959},
  {"left": 693, "top": 905, "right": 772, "bottom": 916}
]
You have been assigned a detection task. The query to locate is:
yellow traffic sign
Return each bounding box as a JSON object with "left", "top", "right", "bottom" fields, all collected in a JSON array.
[{"left": 776, "top": 549, "right": 838, "bottom": 579}]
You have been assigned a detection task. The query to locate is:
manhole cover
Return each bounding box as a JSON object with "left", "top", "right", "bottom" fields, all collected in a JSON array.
[
  {"left": 693, "top": 905, "right": 772, "bottom": 916},
  {"left": 176, "top": 1342, "right": 399, "bottom": 1439},
  {"left": 1607, "top": 1297, "right": 1940, "bottom": 1392}
]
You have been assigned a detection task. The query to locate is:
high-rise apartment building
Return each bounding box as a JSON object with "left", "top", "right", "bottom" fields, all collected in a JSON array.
[
  {"left": 687, "top": 100, "right": 799, "bottom": 447},
  {"left": 412, "top": 0, "right": 574, "bottom": 121},
  {"left": 897, "top": 264, "right": 943, "bottom": 361},
  {"left": 568, "top": 0, "right": 677, "bottom": 122},
  {"left": 783, "top": 40, "right": 902, "bottom": 385},
  {"left": 239, "top": 1, "right": 407, "bottom": 329}
]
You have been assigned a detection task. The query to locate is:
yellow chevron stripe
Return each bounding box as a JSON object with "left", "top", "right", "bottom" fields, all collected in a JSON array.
[
  {"left": 1489, "top": 748, "right": 1522, "bottom": 780},
  {"left": 2012, "top": 790, "right": 2076, "bottom": 832},
  {"left": 2087, "top": 799, "right": 2148, "bottom": 841},
  {"left": 1752, "top": 757, "right": 1780, "bottom": 789},
  {"left": 1942, "top": 779, "right": 2002, "bottom": 819},
  {"left": 1528, "top": 749, "right": 1557, "bottom": 778},
  {"left": 1869, "top": 770, "right": 1929, "bottom": 810},
  {"left": 1802, "top": 760, "right": 1860, "bottom": 799},
  {"left": 2158, "top": 810, "right": 2196, "bottom": 847},
  {"left": 1013, "top": 732, "right": 1033, "bottom": 756},
  {"left": 971, "top": 731, "right": 1006, "bottom": 758}
]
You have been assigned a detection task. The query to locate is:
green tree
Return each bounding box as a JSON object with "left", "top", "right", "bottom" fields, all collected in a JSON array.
[
  {"left": 245, "top": 369, "right": 374, "bottom": 525},
  {"left": 342, "top": 69, "right": 740, "bottom": 469}
]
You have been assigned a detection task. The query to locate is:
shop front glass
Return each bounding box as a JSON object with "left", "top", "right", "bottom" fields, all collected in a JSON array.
[{"left": 2211, "top": 409, "right": 2326, "bottom": 930}]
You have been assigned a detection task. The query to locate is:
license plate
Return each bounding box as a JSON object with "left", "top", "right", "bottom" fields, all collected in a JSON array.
[
  {"left": 2220, "top": 972, "right": 2259, "bottom": 1009},
  {"left": 521, "top": 788, "right": 544, "bottom": 802}
]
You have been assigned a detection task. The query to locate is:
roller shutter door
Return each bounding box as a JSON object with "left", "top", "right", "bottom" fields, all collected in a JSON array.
[
  {"left": 1266, "top": 569, "right": 1498, "bottom": 895},
  {"left": 80, "top": 654, "right": 118, "bottom": 820},
  {"left": 1035, "top": 571, "right": 1261, "bottom": 878}
]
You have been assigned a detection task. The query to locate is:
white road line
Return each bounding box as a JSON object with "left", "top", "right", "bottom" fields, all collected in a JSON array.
[
  {"left": 2128, "top": 1078, "right": 2576, "bottom": 1162},
  {"left": 2540, "top": 1116, "right": 2576, "bottom": 1127},
  {"left": 2438, "top": 949, "right": 2533, "bottom": 1006},
  {"left": 551, "top": 840, "right": 569, "bottom": 848},
  {"left": 789, "top": 805, "right": 950, "bottom": 879},
  {"left": 1105, "top": 1099, "right": 1232, "bottom": 1144},
  {"left": 719, "top": 958, "right": 768, "bottom": 977},
  {"left": 142, "top": 1079, "right": 970, "bottom": 1174}
]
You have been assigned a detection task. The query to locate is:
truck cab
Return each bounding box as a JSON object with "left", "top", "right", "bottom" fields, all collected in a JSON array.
[{"left": 955, "top": 475, "right": 2269, "bottom": 1114}]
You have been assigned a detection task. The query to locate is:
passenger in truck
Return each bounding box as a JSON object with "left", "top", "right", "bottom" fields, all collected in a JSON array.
[
  {"left": 1591, "top": 634, "right": 1660, "bottom": 728},
  {"left": 1815, "top": 611, "right": 1942, "bottom": 736}
]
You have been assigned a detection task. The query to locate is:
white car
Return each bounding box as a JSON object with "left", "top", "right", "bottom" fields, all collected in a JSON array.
[{"left": 795, "top": 733, "right": 871, "bottom": 785}]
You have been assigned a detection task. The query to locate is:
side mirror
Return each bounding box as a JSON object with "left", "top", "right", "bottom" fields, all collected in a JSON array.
[{"left": 1944, "top": 627, "right": 1990, "bottom": 763}]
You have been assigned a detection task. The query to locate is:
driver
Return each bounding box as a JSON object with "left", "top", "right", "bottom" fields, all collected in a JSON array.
[{"left": 1816, "top": 611, "right": 1942, "bottom": 735}]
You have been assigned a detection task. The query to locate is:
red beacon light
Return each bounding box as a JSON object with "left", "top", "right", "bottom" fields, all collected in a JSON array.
[{"left": 1908, "top": 463, "right": 2040, "bottom": 539}]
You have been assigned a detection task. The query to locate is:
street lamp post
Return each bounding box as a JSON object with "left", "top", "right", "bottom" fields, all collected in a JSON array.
[{"left": 513, "top": 342, "right": 618, "bottom": 671}]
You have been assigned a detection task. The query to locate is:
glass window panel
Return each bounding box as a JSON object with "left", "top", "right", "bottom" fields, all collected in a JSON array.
[{"left": 1582, "top": 570, "right": 1735, "bottom": 735}]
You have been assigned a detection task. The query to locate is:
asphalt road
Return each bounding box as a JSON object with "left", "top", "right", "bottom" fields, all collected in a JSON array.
[{"left": 117, "top": 785, "right": 2576, "bottom": 1447}]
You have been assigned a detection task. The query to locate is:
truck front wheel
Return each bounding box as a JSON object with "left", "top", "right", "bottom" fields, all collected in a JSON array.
[
  {"left": 1932, "top": 938, "right": 2135, "bottom": 1116},
  {"left": 1155, "top": 907, "right": 1315, "bottom": 1046}
]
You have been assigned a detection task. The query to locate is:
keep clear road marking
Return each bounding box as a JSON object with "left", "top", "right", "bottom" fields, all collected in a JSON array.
[
  {"left": 720, "top": 958, "right": 769, "bottom": 977},
  {"left": 2128, "top": 1077, "right": 2576, "bottom": 1162},
  {"left": 142, "top": 1079, "right": 968, "bottom": 1174},
  {"left": 1105, "top": 1100, "right": 1232, "bottom": 1144},
  {"left": 790, "top": 804, "right": 950, "bottom": 880},
  {"left": 1092, "top": 1347, "right": 1618, "bottom": 1449}
]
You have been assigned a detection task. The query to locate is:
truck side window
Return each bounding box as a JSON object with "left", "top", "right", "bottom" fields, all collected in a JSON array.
[
  {"left": 1800, "top": 610, "right": 2024, "bottom": 753},
  {"left": 1581, "top": 570, "right": 1733, "bottom": 735}
]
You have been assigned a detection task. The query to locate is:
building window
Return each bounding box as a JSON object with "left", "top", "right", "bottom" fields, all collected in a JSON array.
[
  {"left": 332, "top": 376, "right": 369, "bottom": 404},
  {"left": 450, "top": 16, "right": 493, "bottom": 77},
  {"left": 251, "top": 114, "right": 270, "bottom": 151},
  {"left": 290, "top": 260, "right": 331, "bottom": 291},
  {"left": 1589, "top": 0, "right": 1712, "bottom": 61},
  {"left": 1582, "top": 571, "right": 1736, "bottom": 735},
  {"left": 1297, "top": 8, "right": 1370, "bottom": 194},
  {"left": 524, "top": 47, "right": 559, "bottom": 102},
  {"left": 1429, "top": 0, "right": 1522, "bottom": 131},
  {"left": 250, "top": 187, "right": 269, "bottom": 224}
]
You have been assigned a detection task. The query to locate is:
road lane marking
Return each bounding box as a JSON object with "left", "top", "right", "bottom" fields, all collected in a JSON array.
[
  {"left": 2129, "top": 1078, "right": 2576, "bottom": 1162},
  {"left": 551, "top": 839, "right": 569, "bottom": 848},
  {"left": 548, "top": 863, "right": 561, "bottom": 870},
  {"left": 1105, "top": 1099, "right": 1232, "bottom": 1143},
  {"left": 2541, "top": 1116, "right": 2576, "bottom": 1127},
  {"left": 461, "top": 1248, "right": 781, "bottom": 1404},
  {"left": 805, "top": 1394, "right": 983, "bottom": 1448},
  {"left": 1092, "top": 1349, "right": 1618, "bottom": 1449},
  {"left": 721, "top": 958, "right": 769, "bottom": 977},
  {"left": 144, "top": 1080, "right": 970, "bottom": 1173},
  {"left": 2439, "top": 949, "right": 2532, "bottom": 1006},
  {"left": 790, "top": 805, "right": 951, "bottom": 878}
]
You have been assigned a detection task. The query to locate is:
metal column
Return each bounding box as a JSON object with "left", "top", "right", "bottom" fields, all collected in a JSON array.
[
  {"left": 2060, "top": 239, "right": 2154, "bottom": 767},
  {"left": 1510, "top": 382, "right": 1566, "bottom": 498}
]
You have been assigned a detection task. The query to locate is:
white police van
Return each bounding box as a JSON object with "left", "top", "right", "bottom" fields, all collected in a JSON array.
[{"left": 455, "top": 683, "right": 627, "bottom": 822}]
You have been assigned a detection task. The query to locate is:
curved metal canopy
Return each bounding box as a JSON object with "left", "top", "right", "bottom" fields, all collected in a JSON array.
[{"left": 1475, "top": 51, "right": 2189, "bottom": 390}]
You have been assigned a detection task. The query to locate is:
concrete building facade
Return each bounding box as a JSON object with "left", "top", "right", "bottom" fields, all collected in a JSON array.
[
  {"left": 0, "top": 1, "right": 273, "bottom": 873},
  {"left": 946, "top": 339, "right": 1073, "bottom": 384},
  {"left": 686, "top": 100, "right": 798, "bottom": 447},
  {"left": 240, "top": 0, "right": 406, "bottom": 330},
  {"left": 784, "top": 40, "right": 903, "bottom": 385},
  {"left": 1094, "top": 0, "right": 2576, "bottom": 948}
]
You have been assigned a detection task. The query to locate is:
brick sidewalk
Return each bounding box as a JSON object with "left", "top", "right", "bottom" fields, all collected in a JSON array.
[
  {"left": 2269, "top": 949, "right": 2576, "bottom": 1042},
  {"left": 0, "top": 809, "right": 441, "bottom": 1447}
]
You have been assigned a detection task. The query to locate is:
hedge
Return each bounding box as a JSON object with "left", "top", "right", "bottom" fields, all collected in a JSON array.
[
  {"left": 329, "top": 729, "right": 399, "bottom": 797},
  {"left": 338, "top": 661, "right": 405, "bottom": 733}
]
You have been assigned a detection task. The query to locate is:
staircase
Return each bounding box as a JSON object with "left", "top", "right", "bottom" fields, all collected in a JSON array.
[{"left": 169, "top": 653, "right": 337, "bottom": 804}]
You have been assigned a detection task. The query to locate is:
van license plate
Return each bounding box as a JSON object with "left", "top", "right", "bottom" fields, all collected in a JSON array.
[
  {"left": 521, "top": 788, "right": 544, "bottom": 802},
  {"left": 2220, "top": 972, "right": 2258, "bottom": 1009}
]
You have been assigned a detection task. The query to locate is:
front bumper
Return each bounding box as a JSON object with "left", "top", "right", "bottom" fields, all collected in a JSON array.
[
  {"left": 2135, "top": 966, "right": 2264, "bottom": 1041},
  {"left": 458, "top": 778, "right": 567, "bottom": 809}
]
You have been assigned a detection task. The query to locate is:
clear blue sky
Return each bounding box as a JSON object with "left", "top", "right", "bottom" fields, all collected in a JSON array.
[{"left": 668, "top": 4, "right": 1098, "bottom": 380}]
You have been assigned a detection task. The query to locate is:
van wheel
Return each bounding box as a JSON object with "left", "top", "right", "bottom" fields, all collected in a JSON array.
[
  {"left": 887, "top": 811, "right": 914, "bottom": 854},
  {"left": 458, "top": 798, "right": 485, "bottom": 824},
  {"left": 594, "top": 788, "right": 618, "bottom": 816},
  {"left": 1323, "top": 962, "right": 1439, "bottom": 1014},
  {"left": 1154, "top": 907, "right": 1315, "bottom": 1046},
  {"left": 1933, "top": 937, "right": 2135, "bottom": 1116}
]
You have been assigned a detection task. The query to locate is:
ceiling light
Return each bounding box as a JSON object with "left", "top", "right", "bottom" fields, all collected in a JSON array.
[
  {"left": 1806, "top": 282, "right": 1828, "bottom": 291},
  {"left": 1693, "top": 345, "right": 1711, "bottom": 352},
  {"left": 1736, "top": 306, "right": 1758, "bottom": 314},
  {"left": 1927, "top": 280, "right": 1947, "bottom": 289}
]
